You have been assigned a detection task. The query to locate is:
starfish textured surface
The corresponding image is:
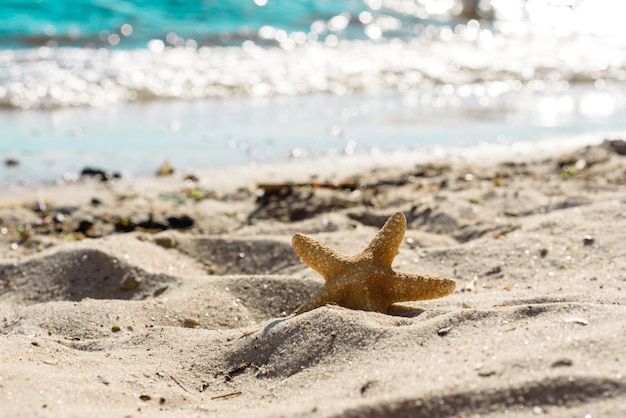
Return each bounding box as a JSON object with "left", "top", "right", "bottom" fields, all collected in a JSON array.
[{"left": 292, "top": 211, "right": 456, "bottom": 314}]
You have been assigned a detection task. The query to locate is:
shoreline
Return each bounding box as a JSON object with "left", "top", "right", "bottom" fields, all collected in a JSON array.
[
  {"left": 3, "top": 84, "right": 626, "bottom": 188},
  {"left": 1, "top": 131, "right": 617, "bottom": 199}
]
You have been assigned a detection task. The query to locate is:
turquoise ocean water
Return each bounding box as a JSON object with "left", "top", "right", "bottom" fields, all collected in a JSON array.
[{"left": 1, "top": 0, "right": 626, "bottom": 185}]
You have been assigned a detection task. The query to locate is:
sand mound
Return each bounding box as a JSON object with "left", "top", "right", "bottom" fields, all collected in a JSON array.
[{"left": 169, "top": 234, "right": 301, "bottom": 275}]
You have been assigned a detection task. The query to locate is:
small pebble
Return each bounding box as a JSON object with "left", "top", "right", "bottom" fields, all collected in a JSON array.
[
  {"left": 583, "top": 235, "right": 595, "bottom": 246},
  {"left": 4, "top": 158, "right": 20, "bottom": 167},
  {"left": 484, "top": 265, "right": 501, "bottom": 275},
  {"left": 119, "top": 273, "right": 142, "bottom": 291},
  {"left": 111, "top": 325, "right": 121, "bottom": 332},
  {"left": 478, "top": 369, "right": 496, "bottom": 377},
  {"left": 52, "top": 212, "right": 66, "bottom": 224},
  {"left": 437, "top": 326, "right": 452, "bottom": 336},
  {"left": 606, "top": 139, "right": 626, "bottom": 155},
  {"left": 96, "top": 375, "right": 110, "bottom": 385},
  {"left": 156, "top": 161, "right": 174, "bottom": 176},
  {"left": 551, "top": 358, "right": 573, "bottom": 368},
  {"left": 80, "top": 167, "right": 120, "bottom": 181},
  {"left": 183, "top": 317, "right": 200, "bottom": 327},
  {"left": 462, "top": 280, "right": 475, "bottom": 292},
  {"left": 167, "top": 215, "right": 195, "bottom": 229},
  {"left": 155, "top": 235, "right": 177, "bottom": 249},
  {"left": 564, "top": 317, "right": 588, "bottom": 325},
  {"left": 76, "top": 220, "right": 95, "bottom": 235}
]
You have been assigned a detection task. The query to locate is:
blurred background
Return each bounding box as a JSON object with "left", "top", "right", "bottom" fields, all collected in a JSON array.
[{"left": 1, "top": 0, "right": 625, "bottom": 185}]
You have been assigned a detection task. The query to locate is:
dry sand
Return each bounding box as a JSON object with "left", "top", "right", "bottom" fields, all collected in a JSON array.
[{"left": 1, "top": 139, "right": 625, "bottom": 417}]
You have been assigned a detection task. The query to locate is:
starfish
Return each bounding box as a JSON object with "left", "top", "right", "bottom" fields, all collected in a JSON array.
[{"left": 291, "top": 212, "right": 456, "bottom": 315}]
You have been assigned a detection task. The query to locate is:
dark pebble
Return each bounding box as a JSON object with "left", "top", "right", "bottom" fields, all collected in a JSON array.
[
  {"left": 80, "top": 167, "right": 121, "bottom": 182},
  {"left": 551, "top": 358, "right": 573, "bottom": 367},
  {"left": 137, "top": 216, "right": 168, "bottom": 231},
  {"left": 76, "top": 220, "right": 95, "bottom": 235},
  {"left": 484, "top": 265, "right": 502, "bottom": 275},
  {"left": 167, "top": 215, "right": 195, "bottom": 229},
  {"left": 478, "top": 369, "right": 496, "bottom": 377},
  {"left": 114, "top": 218, "right": 136, "bottom": 233},
  {"left": 4, "top": 158, "right": 20, "bottom": 167},
  {"left": 583, "top": 235, "right": 595, "bottom": 246},
  {"left": 605, "top": 139, "right": 626, "bottom": 156}
]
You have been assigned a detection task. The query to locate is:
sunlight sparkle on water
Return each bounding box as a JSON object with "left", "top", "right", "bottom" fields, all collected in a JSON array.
[{"left": 1, "top": 0, "right": 625, "bottom": 113}]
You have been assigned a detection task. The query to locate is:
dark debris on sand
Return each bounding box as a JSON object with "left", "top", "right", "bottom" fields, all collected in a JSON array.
[{"left": 1, "top": 140, "right": 625, "bottom": 258}]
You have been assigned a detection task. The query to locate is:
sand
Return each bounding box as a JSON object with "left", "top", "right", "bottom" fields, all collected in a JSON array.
[{"left": 1, "top": 139, "right": 625, "bottom": 417}]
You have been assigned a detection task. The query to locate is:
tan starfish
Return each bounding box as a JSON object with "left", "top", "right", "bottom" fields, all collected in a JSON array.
[{"left": 291, "top": 212, "right": 456, "bottom": 315}]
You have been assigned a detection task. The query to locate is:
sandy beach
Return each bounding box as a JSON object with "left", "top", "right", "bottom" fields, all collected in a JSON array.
[{"left": 1, "top": 139, "right": 625, "bottom": 417}]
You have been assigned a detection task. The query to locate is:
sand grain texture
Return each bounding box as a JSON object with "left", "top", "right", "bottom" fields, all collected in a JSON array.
[{"left": 1, "top": 141, "right": 625, "bottom": 417}]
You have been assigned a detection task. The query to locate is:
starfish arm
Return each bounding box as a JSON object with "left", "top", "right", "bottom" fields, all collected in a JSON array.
[
  {"left": 292, "top": 285, "right": 340, "bottom": 315},
  {"left": 387, "top": 272, "right": 456, "bottom": 303},
  {"left": 292, "top": 233, "right": 347, "bottom": 280},
  {"left": 364, "top": 212, "right": 407, "bottom": 267}
]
